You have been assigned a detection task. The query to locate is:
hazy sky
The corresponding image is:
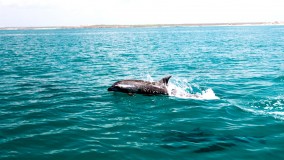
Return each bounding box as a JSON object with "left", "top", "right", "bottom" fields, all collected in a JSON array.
[{"left": 0, "top": 0, "right": 283, "bottom": 27}]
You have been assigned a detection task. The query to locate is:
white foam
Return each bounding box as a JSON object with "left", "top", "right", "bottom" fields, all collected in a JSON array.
[
  {"left": 240, "top": 107, "right": 284, "bottom": 121},
  {"left": 234, "top": 96, "right": 284, "bottom": 120},
  {"left": 167, "top": 83, "right": 219, "bottom": 100}
]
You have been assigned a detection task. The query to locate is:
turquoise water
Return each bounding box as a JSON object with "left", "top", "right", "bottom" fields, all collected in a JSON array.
[{"left": 0, "top": 26, "right": 284, "bottom": 159}]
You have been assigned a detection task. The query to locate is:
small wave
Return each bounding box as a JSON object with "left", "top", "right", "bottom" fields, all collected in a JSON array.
[
  {"left": 251, "top": 97, "right": 284, "bottom": 110},
  {"left": 238, "top": 96, "right": 284, "bottom": 120},
  {"left": 240, "top": 107, "right": 284, "bottom": 121},
  {"left": 274, "top": 75, "right": 284, "bottom": 82}
]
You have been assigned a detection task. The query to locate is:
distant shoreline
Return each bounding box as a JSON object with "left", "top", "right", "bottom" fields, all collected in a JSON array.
[{"left": 1, "top": 22, "right": 283, "bottom": 30}]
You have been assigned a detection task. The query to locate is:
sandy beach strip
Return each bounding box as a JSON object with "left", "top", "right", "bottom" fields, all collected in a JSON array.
[{"left": 1, "top": 22, "right": 283, "bottom": 30}]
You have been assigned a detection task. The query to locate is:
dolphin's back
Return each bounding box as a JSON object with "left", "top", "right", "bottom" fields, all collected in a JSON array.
[
  {"left": 108, "top": 76, "right": 171, "bottom": 95},
  {"left": 138, "top": 84, "right": 168, "bottom": 95}
]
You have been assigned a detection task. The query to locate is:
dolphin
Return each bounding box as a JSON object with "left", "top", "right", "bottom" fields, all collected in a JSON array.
[{"left": 108, "top": 76, "right": 171, "bottom": 96}]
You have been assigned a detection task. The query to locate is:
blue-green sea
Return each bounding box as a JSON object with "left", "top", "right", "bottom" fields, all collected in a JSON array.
[{"left": 0, "top": 26, "right": 284, "bottom": 159}]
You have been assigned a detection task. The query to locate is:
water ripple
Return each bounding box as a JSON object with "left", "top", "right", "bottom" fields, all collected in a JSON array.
[{"left": 1, "top": 26, "right": 284, "bottom": 159}]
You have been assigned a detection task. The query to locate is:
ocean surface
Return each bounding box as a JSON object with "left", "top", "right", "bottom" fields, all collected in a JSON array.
[{"left": 0, "top": 26, "right": 283, "bottom": 160}]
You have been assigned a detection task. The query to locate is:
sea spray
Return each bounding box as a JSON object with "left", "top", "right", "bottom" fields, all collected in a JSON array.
[
  {"left": 146, "top": 75, "right": 219, "bottom": 100},
  {"left": 167, "top": 82, "right": 219, "bottom": 100}
]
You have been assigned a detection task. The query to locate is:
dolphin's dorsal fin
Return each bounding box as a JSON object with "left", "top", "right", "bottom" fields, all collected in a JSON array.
[{"left": 159, "top": 76, "right": 171, "bottom": 85}]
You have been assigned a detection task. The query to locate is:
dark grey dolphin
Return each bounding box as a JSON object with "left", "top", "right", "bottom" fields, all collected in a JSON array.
[{"left": 108, "top": 76, "right": 171, "bottom": 96}]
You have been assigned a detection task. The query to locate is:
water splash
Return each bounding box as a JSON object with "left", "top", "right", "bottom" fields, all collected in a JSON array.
[
  {"left": 146, "top": 74, "right": 154, "bottom": 82},
  {"left": 146, "top": 75, "right": 219, "bottom": 100},
  {"left": 167, "top": 82, "right": 219, "bottom": 100}
]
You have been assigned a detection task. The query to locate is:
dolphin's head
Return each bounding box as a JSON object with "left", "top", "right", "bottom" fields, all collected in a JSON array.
[
  {"left": 107, "top": 85, "right": 117, "bottom": 91},
  {"left": 107, "top": 82, "right": 120, "bottom": 92}
]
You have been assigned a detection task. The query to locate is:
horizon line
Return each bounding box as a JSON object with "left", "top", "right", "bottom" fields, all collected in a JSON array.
[{"left": 1, "top": 21, "right": 283, "bottom": 30}]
